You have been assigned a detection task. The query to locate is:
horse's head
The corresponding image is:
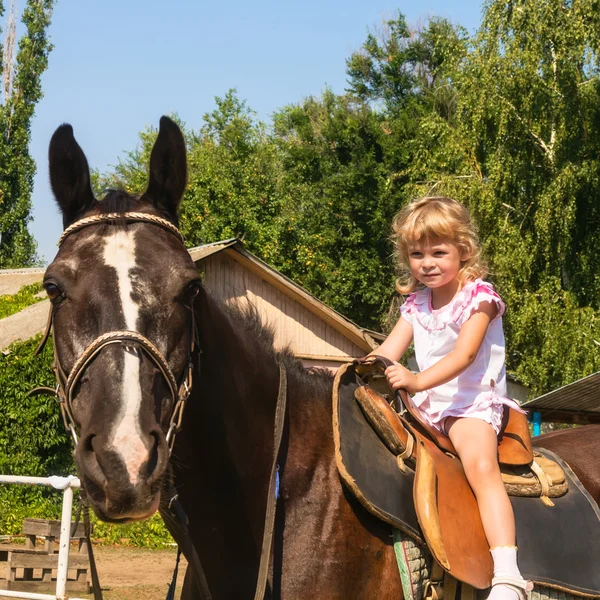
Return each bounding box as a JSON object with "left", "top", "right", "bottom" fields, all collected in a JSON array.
[{"left": 45, "top": 117, "right": 200, "bottom": 522}]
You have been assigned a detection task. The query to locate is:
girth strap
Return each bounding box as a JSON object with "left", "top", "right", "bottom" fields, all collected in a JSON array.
[{"left": 254, "top": 359, "right": 288, "bottom": 600}]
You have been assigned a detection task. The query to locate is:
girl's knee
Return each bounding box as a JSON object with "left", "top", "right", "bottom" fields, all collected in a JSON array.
[{"left": 463, "top": 456, "right": 501, "bottom": 481}]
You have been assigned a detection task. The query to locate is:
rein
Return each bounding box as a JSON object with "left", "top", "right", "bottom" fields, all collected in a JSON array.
[{"left": 33, "top": 211, "right": 289, "bottom": 600}]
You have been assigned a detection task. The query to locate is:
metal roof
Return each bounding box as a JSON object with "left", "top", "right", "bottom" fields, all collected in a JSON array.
[
  {"left": 188, "top": 238, "right": 238, "bottom": 262},
  {"left": 520, "top": 372, "right": 600, "bottom": 421},
  {"left": 0, "top": 268, "right": 45, "bottom": 295},
  {"left": 0, "top": 267, "right": 46, "bottom": 274}
]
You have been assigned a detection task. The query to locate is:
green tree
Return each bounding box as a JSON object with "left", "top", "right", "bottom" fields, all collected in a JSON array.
[
  {"left": 388, "top": 1, "right": 600, "bottom": 394},
  {"left": 346, "top": 13, "right": 468, "bottom": 120},
  {"left": 271, "top": 91, "right": 396, "bottom": 329},
  {"left": 103, "top": 94, "right": 285, "bottom": 258},
  {"left": 0, "top": 0, "right": 54, "bottom": 268},
  {"left": 182, "top": 92, "right": 284, "bottom": 253},
  {"left": 102, "top": 5, "right": 600, "bottom": 396}
]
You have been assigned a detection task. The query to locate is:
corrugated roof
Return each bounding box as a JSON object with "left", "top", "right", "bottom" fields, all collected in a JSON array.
[
  {"left": 363, "top": 328, "right": 386, "bottom": 342},
  {"left": 521, "top": 372, "right": 600, "bottom": 414},
  {"left": 0, "top": 268, "right": 45, "bottom": 295},
  {"left": 0, "top": 268, "right": 46, "bottom": 274},
  {"left": 188, "top": 239, "right": 238, "bottom": 262}
]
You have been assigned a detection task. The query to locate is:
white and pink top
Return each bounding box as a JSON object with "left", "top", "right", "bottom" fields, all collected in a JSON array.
[{"left": 399, "top": 279, "right": 524, "bottom": 435}]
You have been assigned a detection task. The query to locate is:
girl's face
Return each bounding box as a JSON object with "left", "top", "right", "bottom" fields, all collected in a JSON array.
[{"left": 407, "top": 237, "right": 465, "bottom": 290}]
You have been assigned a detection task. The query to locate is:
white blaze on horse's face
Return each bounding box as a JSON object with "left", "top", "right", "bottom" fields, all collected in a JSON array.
[{"left": 102, "top": 230, "right": 149, "bottom": 486}]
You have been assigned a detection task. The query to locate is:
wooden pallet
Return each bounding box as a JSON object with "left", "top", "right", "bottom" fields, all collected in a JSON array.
[{"left": 0, "top": 518, "right": 91, "bottom": 594}]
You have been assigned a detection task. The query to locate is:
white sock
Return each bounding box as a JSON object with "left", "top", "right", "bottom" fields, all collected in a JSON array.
[{"left": 487, "top": 546, "right": 525, "bottom": 600}]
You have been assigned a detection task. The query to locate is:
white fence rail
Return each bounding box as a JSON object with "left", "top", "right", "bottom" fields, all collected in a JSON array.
[{"left": 0, "top": 475, "right": 89, "bottom": 600}]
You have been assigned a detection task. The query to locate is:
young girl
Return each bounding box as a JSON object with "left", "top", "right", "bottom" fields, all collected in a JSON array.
[{"left": 372, "top": 197, "right": 530, "bottom": 600}]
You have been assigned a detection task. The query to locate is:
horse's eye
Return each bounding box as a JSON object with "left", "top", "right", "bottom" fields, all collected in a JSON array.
[
  {"left": 44, "top": 282, "right": 63, "bottom": 302},
  {"left": 183, "top": 280, "right": 201, "bottom": 300}
]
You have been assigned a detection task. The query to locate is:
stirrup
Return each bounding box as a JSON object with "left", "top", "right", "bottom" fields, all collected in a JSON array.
[{"left": 491, "top": 576, "right": 534, "bottom": 600}]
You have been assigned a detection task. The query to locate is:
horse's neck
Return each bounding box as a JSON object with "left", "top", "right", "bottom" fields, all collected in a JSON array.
[
  {"left": 197, "top": 289, "right": 280, "bottom": 437},
  {"left": 185, "top": 289, "right": 281, "bottom": 529},
  {"left": 177, "top": 292, "right": 399, "bottom": 598}
]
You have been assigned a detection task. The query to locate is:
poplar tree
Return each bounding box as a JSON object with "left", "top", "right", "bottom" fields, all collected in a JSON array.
[{"left": 0, "top": 0, "right": 54, "bottom": 268}]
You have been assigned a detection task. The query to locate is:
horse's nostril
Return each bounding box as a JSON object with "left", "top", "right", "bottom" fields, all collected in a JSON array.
[
  {"left": 147, "top": 432, "right": 160, "bottom": 477},
  {"left": 79, "top": 434, "right": 108, "bottom": 489},
  {"left": 84, "top": 434, "right": 95, "bottom": 452}
]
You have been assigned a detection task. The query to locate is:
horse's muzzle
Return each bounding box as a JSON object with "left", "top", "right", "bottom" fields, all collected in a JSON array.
[{"left": 75, "top": 428, "right": 168, "bottom": 522}]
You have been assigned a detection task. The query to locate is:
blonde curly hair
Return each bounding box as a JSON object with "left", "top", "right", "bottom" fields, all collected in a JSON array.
[{"left": 391, "top": 196, "right": 487, "bottom": 295}]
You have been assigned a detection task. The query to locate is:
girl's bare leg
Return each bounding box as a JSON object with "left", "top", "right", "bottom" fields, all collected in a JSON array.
[
  {"left": 445, "top": 416, "right": 515, "bottom": 546},
  {"left": 446, "top": 417, "right": 528, "bottom": 599}
]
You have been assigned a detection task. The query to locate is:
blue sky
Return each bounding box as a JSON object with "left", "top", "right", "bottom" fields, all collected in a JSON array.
[{"left": 22, "top": 0, "right": 486, "bottom": 263}]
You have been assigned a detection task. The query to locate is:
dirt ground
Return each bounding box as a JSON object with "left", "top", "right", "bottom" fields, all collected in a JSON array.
[
  {"left": 81, "top": 546, "right": 188, "bottom": 600},
  {"left": 0, "top": 546, "right": 188, "bottom": 600}
]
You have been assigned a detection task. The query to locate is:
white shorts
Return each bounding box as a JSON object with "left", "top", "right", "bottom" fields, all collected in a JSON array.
[{"left": 414, "top": 396, "right": 505, "bottom": 436}]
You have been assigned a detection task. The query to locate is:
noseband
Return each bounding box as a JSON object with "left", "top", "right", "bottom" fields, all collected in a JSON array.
[{"left": 33, "top": 212, "right": 196, "bottom": 454}]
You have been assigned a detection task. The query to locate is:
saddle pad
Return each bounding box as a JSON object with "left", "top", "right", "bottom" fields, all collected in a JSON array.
[
  {"left": 334, "top": 362, "right": 600, "bottom": 596},
  {"left": 515, "top": 448, "right": 600, "bottom": 596},
  {"left": 333, "top": 362, "right": 422, "bottom": 542}
]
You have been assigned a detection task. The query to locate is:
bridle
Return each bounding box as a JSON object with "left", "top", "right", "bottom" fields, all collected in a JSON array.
[
  {"left": 34, "top": 211, "right": 197, "bottom": 454},
  {"left": 33, "top": 210, "right": 287, "bottom": 600}
]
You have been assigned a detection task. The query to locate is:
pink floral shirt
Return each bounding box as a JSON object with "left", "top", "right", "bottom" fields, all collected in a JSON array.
[{"left": 399, "top": 279, "right": 521, "bottom": 430}]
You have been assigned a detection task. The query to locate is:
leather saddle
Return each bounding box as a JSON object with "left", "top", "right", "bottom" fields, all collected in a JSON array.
[
  {"left": 333, "top": 357, "right": 600, "bottom": 595},
  {"left": 354, "top": 359, "right": 567, "bottom": 505},
  {"left": 354, "top": 358, "right": 534, "bottom": 466}
]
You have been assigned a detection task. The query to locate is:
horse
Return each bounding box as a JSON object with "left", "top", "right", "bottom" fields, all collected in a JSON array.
[{"left": 44, "top": 116, "right": 599, "bottom": 599}]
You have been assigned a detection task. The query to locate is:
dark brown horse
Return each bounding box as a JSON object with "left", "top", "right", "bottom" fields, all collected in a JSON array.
[{"left": 44, "top": 116, "right": 599, "bottom": 599}]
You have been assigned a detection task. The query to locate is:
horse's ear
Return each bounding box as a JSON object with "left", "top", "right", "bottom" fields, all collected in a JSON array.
[
  {"left": 144, "top": 116, "right": 187, "bottom": 220},
  {"left": 49, "top": 124, "right": 96, "bottom": 228}
]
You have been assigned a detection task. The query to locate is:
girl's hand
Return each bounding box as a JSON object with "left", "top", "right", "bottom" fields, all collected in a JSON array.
[{"left": 384, "top": 364, "right": 421, "bottom": 394}]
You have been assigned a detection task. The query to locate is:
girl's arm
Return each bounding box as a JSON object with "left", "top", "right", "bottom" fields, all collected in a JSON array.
[
  {"left": 367, "top": 316, "right": 413, "bottom": 363},
  {"left": 385, "top": 302, "right": 497, "bottom": 394}
]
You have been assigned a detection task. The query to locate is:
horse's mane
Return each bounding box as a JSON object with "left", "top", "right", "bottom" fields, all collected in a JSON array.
[
  {"left": 223, "top": 299, "right": 334, "bottom": 398},
  {"left": 98, "top": 189, "right": 141, "bottom": 213}
]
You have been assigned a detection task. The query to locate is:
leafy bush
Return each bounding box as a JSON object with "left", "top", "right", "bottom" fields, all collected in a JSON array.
[{"left": 0, "top": 335, "right": 73, "bottom": 534}]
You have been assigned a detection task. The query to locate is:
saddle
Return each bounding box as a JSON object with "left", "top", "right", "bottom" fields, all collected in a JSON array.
[
  {"left": 354, "top": 363, "right": 567, "bottom": 506},
  {"left": 333, "top": 357, "right": 600, "bottom": 596}
]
